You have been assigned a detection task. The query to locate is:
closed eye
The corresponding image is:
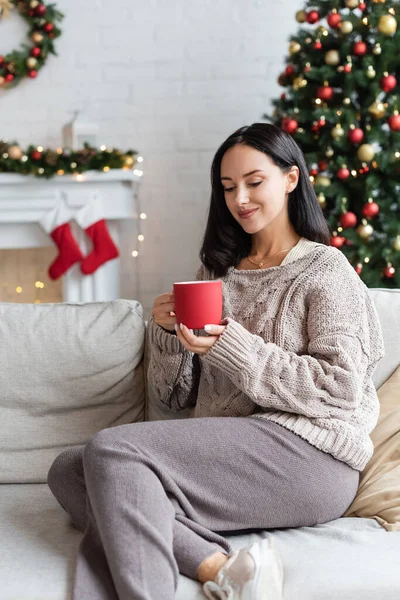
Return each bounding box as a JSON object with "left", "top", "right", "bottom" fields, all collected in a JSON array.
[{"left": 223, "top": 181, "right": 262, "bottom": 193}]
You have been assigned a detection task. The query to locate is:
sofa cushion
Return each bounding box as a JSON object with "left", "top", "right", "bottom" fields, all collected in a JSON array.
[
  {"left": 1, "top": 484, "right": 400, "bottom": 600},
  {"left": 368, "top": 288, "right": 400, "bottom": 389},
  {"left": 344, "top": 364, "right": 400, "bottom": 531},
  {"left": 0, "top": 299, "right": 145, "bottom": 483}
]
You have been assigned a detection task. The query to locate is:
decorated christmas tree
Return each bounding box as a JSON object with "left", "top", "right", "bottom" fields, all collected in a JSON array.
[{"left": 265, "top": 0, "right": 400, "bottom": 288}]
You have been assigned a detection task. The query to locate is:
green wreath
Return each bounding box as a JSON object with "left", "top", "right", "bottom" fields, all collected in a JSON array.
[{"left": 0, "top": 0, "right": 63, "bottom": 88}]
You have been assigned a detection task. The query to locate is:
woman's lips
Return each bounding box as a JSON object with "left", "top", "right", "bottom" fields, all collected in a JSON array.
[{"left": 238, "top": 208, "right": 258, "bottom": 219}]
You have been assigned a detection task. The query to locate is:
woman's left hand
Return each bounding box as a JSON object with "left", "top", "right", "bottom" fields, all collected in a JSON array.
[{"left": 175, "top": 321, "right": 227, "bottom": 355}]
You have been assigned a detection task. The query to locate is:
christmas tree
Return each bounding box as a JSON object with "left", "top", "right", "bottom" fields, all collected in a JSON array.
[{"left": 265, "top": 0, "right": 399, "bottom": 288}]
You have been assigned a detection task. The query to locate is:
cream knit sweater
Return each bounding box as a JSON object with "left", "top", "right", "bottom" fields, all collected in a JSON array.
[{"left": 147, "top": 238, "right": 385, "bottom": 471}]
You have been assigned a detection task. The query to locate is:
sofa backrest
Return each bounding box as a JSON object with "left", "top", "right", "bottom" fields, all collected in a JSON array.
[{"left": 0, "top": 299, "right": 145, "bottom": 484}]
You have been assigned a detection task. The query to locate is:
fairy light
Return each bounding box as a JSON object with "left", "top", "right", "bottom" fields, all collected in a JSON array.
[
  {"left": 136, "top": 156, "right": 143, "bottom": 162},
  {"left": 138, "top": 234, "right": 144, "bottom": 241},
  {"left": 37, "top": 146, "right": 43, "bottom": 152},
  {"left": 132, "top": 250, "right": 139, "bottom": 257},
  {"left": 100, "top": 145, "right": 107, "bottom": 151},
  {"left": 140, "top": 213, "right": 147, "bottom": 219},
  {"left": 133, "top": 169, "right": 143, "bottom": 177},
  {"left": 103, "top": 166, "right": 110, "bottom": 172},
  {"left": 16, "top": 286, "right": 22, "bottom": 293}
]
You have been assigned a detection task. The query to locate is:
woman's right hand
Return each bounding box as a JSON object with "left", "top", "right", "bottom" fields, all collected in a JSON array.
[{"left": 152, "top": 292, "right": 177, "bottom": 332}]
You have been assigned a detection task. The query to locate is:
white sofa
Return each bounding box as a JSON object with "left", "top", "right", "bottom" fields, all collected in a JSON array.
[{"left": 1, "top": 288, "right": 400, "bottom": 600}]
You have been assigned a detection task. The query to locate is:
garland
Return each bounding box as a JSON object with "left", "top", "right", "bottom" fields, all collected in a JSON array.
[
  {"left": 0, "top": 140, "right": 139, "bottom": 177},
  {"left": 0, "top": 0, "right": 63, "bottom": 88}
]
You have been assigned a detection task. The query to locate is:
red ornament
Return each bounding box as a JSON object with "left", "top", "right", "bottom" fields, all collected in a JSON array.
[
  {"left": 347, "top": 128, "right": 364, "bottom": 144},
  {"left": 343, "top": 64, "right": 352, "bottom": 73},
  {"left": 383, "top": 265, "right": 396, "bottom": 279},
  {"left": 285, "top": 65, "right": 295, "bottom": 76},
  {"left": 5, "top": 74, "right": 14, "bottom": 82},
  {"left": 359, "top": 3, "right": 366, "bottom": 11},
  {"left": 31, "top": 47, "right": 42, "bottom": 58},
  {"left": 31, "top": 150, "right": 42, "bottom": 161},
  {"left": 0, "top": 56, "right": 4, "bottom": 64},
  {"left": 330, "top": 236, "right": 345, "bottom": 248},
  {"left": 28, "top": 70, "right": 38, "bottom": 79},
  {"left": 280, "top": 93, "right": 286, "bottom": 100},
  {"left": 304, "top": 65, "right": 312, "bottom": 73},
  {"left": 362, "top": 201, "right": 379, "bottom": 218},
  {"left": 337, "top": 167, "right": 350, "bottom": 180},
  {"left": 313, "top": 41, "right": 322, "bottom": 50},
  {"left": 317, "top": 86, "right": 333, "bottom": 101},
  {"left": 355, "top": 264, "right": 363, "bottom": 275},
  {"left": 281, "top": 118, "right": 298, "bottom": 134},
  {"left": 35, "top": 4, "right": 47, "bottom": 16},
  {"left": 388, "top": 114, "right": 400, "bottom": 132},
  {"left": 310, "top": 168, "right": 319, "bottom": 177},
  {"left": 43, "top": 23, "right": 54, "bottom": 33},
  {"left": 318, "top": 160, "right": 328, "bottom": 171},
  {"left": 380, "top": 74, "right": 397, "bottom": 93},
  {"left": 340, "top": 212, "right": 357, "bottom": 228},
  {"left": 327, "top": 12, "right": 341, "bottom": 29},
  {"left": 353, "top": 41, "right": 367, "bottom": 56},
  {"left": 306, "top": 10, "right": 320, "bottom": 24}
]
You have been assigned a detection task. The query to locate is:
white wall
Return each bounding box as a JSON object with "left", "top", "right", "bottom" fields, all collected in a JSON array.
[{"left": 0, "top": 0, "right": 296, "bottom": 319}]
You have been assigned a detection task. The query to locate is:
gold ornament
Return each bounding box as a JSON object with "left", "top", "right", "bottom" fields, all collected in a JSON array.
[
  {"left": 317, "top": 192, "right": 326, "bottom": 208},
  {"left": 31, "top": 31, "right": 44, "bottom": 44},
  {"left": 357, "top": 144, "right": 375, "bottom": 162},
  {"left": 293, "top": 76, "right": 307, "bottom": 90},
  {"left": 0, "top": 0, "right": 13, "bottom": 19},
  {"left": 372, "top": 43, "right": 382, "bottom": 55},
  {"left": 393, "top": 236, "right": 400, "bottom": 252},
  {"left": 331, "top": 125, "right": 345, "bottom": 139},
  {"left": 366, "top": 66, "right": 376, "bottom": 79},
  {"left": 30, "top": 1, "right": 40, "bottom": 7},
  {"left": 26, "top": 57, "right": 38, "bottom": 69},
  {"left": 295, "top": 10, "right": 306, "bottom": 23},
  {"left": 315, "top": 175, "right": 331, "bottom": 187},
  {"left": 357, "top": 221, "right": 374, "bottom": 239},
  {"left": 325, "top": 50, "right": 340, "bottom": 66},
  {"left": 345, "top": 0, "right": 359, "bottom": 8},
  {"left": 122, "top": 154, "right": 135, "bottom": 169},
  {"left": 325, "top": 146, "right": 334, "bottom": 157},
  {"left": 378, "top": 15, "right": 397, "bottom": 36},
  {"left": 289, "top": 41, "right": 301, "bottom": 55},
  {"left": 368, "top": 101, "right": 386, "bottom": 119},
  {"left": 340, "top": 21, "right": 353, "bottom": 34},
  {"left": 0, "top": 76, "right": 5, "bottom": 87},
  {"left": 8, "top": 145, "right": 23, "bottom": 160}
]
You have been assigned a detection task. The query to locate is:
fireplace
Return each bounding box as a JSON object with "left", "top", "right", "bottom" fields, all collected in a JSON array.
[{"left": 0, "top": 170, "right": 142, "bottom": 303}]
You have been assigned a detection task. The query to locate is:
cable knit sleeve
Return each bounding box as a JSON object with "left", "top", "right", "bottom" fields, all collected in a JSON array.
[
  {"left": 200, "top": 261, "right": 385, "bottom": 420},
  {"left": 145, "top": 264, "right": 207, "bottom": 411}
]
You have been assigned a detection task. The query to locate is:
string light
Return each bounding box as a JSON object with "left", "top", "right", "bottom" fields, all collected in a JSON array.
[
  {"left": 140, "top": 213, "right": 147, "bottom": 219},
  {"left": 132, "top": 250, "right": 139, "bottom": 257},
  {"left": 138, "top": 235, "right": 144, "bottom": 241}
]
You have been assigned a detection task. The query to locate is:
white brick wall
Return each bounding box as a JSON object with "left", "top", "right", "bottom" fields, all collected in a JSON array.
[{"left": 1, "top": 0, "right": 296, "bottom": 319}]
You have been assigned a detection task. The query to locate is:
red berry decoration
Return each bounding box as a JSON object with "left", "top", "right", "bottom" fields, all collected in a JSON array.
[
  {"left": 306, "top": 10, "right": 320, "bottom": 24},
  {"left": 355, "top": 264, "right": 363, "bottom": 275},
  {"left": 340, "top": 212, "right": 357, "bottom": 228},
  {"left": 337, "top": 167, "right": 350, "bottom": 180},
  {"left": 285, "top": 65, "right": 295, "bottom": 76},
  {"left": 31, "top": 150, "right": 42, "bottom": 161},
  {"left": 343, "top": 64, "right": 352, "bottom": 73},
  {"left": 5, "top": 74, "right": 14, "bottom": 82},
  {"left": 327, "top": 12, "right": 341, "bottom": 29},
  {"left": 28, "top": 70, "right": 38, "bottom": 79},
  {"left": 353, "top": 41, "right": 367, "bottom": 56},
  {"left": 359, "top": 3, "right": 366, "bottom": 11},
  {"left": 30, "top": 47, "right": 42, "bottom": 58},
  {"left": 313, "top": 41, "right": 322, "bottom": 50},
  {"left": 43, "top": 23, "right": 54, "bottom": 33},
  {"left": 317, "top": 86, "right": 333, "bottom": 101},
  {"left": 318, "top": 160, "right": 328, "bottom": 171},
  {"left": 35, "top": 4, "right": 47, "bottom": 16},
  {"left": 383, "top": 265, "right": 396, "bottom": 279},
  {"left": 281, "top": 118, "right": 298, "bottom": 134},
  {"left": 348, "top": 128, "right": 364, "bottom": 144},
  {"left": 380, "top": 75, "right": 397, "bottom": 93},
  {"left": 0, "top": 56, "right": 4, "bottom": 64},
  {"left": 310, "top": 168, "right": 319, "bottom": 177},
  {"left": 330, "top": 236, "right": 345, "bottom": 248},
  {"left": 362, "top": 201, "right": 379, "bottom": 218},
  {"left": 388, "top": 114, "right": 400, "bottom": 132}
]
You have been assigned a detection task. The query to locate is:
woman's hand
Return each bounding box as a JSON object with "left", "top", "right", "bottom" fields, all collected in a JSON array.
[
  {"left": 152, "top": 292, "right": 177, "bottom": 332},
  {"left": 175, "top": 322, "right": 227, "bottom": 355}
]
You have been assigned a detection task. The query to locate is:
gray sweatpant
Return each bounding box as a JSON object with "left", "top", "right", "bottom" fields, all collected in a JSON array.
[{"left": 47, "top": 416, "right": 359, "bottom": 600}]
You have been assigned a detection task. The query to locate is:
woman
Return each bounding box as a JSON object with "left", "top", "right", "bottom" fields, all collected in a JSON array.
[{"left": 47, "top": 123, "right": 385, "bottom": 600}]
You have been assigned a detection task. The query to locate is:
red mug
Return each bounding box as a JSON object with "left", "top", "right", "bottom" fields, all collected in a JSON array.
[{"left": 173, "top": 280, "right": 223, "bottom": 330}]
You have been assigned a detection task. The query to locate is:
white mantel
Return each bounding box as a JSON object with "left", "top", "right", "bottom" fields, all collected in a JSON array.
[{"left": 0, "top": 170, "right": 142, "bottom": 303}]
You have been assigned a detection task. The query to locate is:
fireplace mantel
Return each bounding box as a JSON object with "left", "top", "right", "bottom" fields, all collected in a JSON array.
[{"left": 0, "top": 170, "right": 142, "bottom": 303}]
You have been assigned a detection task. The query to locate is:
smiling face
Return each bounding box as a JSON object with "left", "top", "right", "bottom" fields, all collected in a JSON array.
[{"left": 220, "top": 143, "right": 299, "bottom": 235}]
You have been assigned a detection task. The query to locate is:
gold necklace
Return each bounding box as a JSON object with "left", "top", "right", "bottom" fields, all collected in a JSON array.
[{"left": 246, "top": 246, "right": 295, "bottom": 268}]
